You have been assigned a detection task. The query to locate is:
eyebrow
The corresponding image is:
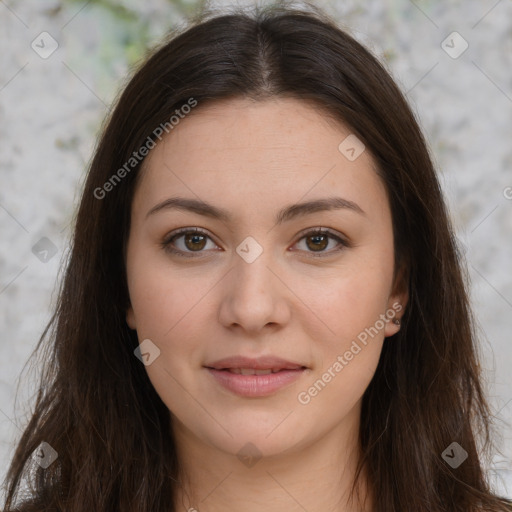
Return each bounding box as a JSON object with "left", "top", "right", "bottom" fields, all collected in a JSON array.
[{"left": 145, "top": 196, "right": 365, "bottom": 224}]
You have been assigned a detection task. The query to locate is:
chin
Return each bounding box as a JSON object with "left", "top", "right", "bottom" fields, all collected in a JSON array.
[{"left": 197, "top": 416, "right": 313, "bottom": 460}]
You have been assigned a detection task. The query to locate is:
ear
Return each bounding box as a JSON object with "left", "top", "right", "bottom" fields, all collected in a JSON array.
[
  {"left": 384, "top": 263, "right": 409, "bottom": 338},
  {"left": 126, "top": 305, "right": 137, "bottom": 330}
]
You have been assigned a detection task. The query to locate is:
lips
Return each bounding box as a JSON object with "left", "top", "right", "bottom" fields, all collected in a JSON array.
[
  {"left": 204, "top": 356, "right": 308, "bottom": 397},
  {"left": 224, "top": 368, "right": 282, "bottom": 375},
  {"left": 205, "top": 355, "right": 306, "bottom": 372}
]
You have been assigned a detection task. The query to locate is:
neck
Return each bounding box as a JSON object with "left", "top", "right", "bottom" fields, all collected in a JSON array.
[{"left": 171, "top": 410, "right": 373, "bottom": 512}]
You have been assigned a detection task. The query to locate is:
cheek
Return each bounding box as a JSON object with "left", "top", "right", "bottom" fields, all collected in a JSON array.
[
  {"left": 127, "top": 262, "right": 209, "bottom": 417},
  {"left": 294, "top": 272, "right": 389, "bottom": 419},
  {"left": 289, "top": 251, "right": 393, "bottom": 397},
  {"left": 126, "top": 245, "right": 209, "bottom": 339},
  {"left": 298, "top": 334, "right": 384, "bottom": 432},
  {"left": 126, "top": 246, "right": 212, "bottom": 374},
  {"left": 297, "top": 260, "right": 393, "bottom": 342},
  {"left": 311, "top": 283, "right": 387, "bottom": 387}
]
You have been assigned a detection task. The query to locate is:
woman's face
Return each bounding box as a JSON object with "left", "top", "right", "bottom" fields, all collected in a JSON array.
[{"left": 125, "top": 97, "right": 407, "bottom": 460}]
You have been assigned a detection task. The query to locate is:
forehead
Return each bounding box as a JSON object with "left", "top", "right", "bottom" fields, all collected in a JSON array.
[{"left": 133, "top": 97, "right": 388, "bottom": 222}]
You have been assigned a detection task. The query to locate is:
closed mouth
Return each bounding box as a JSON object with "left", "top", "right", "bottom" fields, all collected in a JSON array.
[{"left": 211, "top": 367, "right": 305, "bottom": 375}]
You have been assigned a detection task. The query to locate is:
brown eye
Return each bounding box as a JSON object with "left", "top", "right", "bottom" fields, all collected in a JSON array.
[
  {"left": 305, "top": 233, "right": 329, "bottom": 251},
  {"left": 162, "top": 227, "right": 348, "bottom": 259},
  {"left": 162, "top": 228, "right": 218, "bottom": 257},
  {"left": 183, "top": 232, "right": 207, "bottom": 251},
  {"left": 293, "top": 228, "right": 348, "bottom": 257}
]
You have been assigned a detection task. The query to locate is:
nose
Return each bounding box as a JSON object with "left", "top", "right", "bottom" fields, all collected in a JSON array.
[{"left": 217, "top": 249, "right": 291, "bottom": 333}]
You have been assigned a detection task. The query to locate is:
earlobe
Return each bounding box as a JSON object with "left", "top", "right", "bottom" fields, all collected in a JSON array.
[
  {"left": 126, "top": 306, "right": 137, "bottom": 330},
  {"left": 384, "top": 301, "right": 404, "bottom": 337},
  {"left": 384, "top": 264, "right": 409, "bottom": 337}
]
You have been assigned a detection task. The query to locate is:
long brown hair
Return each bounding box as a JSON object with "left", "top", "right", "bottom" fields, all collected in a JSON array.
[{"left": 3, "top": 2, "right": 511, "bottom": 511}]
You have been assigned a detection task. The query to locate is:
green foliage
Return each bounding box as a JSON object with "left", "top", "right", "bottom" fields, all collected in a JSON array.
[
  {"left": 58, "top": 0, "right": 205, "bottom": 101},
  {"left": 61, "top": 0, "right": 205, "bottom": 66}
]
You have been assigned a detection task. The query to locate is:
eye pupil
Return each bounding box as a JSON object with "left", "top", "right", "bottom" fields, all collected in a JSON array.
[
  {"left": 307, "top": 234, "right": 328, "bottom": 251},
  {"left": 185, "top": 233, "right": 207, "bottom": 251}
]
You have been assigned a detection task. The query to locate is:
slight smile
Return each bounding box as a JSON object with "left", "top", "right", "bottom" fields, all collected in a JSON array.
[{"left": 204, "top": 355, "right": 309, "bottom": 397}]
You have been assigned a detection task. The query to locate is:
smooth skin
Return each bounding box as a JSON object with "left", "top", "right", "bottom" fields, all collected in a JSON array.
[{"left": 125, "top": 97, "right": 408, "bottom": 512}]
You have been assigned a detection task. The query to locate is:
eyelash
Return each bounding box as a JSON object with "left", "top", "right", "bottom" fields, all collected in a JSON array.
[{"left": 161, "top": 227, "right": 350, "bottom": 259}]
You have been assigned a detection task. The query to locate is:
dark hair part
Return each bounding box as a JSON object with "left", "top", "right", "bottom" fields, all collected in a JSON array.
[{"left": 3, "top": 2, "right": 511, "bottom": 511}]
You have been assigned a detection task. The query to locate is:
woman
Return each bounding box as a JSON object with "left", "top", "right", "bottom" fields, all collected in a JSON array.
[{"left": 3, "top": 2, "right": 511, "bottom": 511}]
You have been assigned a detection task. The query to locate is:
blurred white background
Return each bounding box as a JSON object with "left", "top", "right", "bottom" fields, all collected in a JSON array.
[{"left": 1, "top": 0, "right": 511, "bottom": 500}]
